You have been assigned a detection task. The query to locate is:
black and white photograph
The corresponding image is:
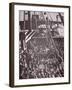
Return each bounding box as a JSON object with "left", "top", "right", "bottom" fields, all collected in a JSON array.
[
  {"left": 9, "top": 3, "right": 70, "bottom": 87},
  {"left": 19, "top": 11, "right": 64, "bottom": 79}
]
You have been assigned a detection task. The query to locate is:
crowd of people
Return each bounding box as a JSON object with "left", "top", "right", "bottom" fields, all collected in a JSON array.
[{"left": 19, "top": 41, "right": 64, "bottom": 79}]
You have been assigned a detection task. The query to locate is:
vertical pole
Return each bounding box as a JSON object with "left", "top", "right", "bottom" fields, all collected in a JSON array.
[
  {"left": 28, "top": 11, "right": 31, "bottom": 33},
  {"left": 23, "top": 11, "right": 26, "bottom": 50}
]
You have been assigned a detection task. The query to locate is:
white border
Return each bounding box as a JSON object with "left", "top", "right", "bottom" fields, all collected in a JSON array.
[{"left": 14, "top": 5, "right": 69, "bottom": 86}]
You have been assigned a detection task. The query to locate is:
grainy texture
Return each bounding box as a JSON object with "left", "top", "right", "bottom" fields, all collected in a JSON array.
[{"left": 19, "top": 11, "right": 64, "bottom": 79}]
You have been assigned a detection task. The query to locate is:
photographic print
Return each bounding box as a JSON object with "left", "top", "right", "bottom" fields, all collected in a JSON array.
[
  {"left": 9, "top": 3, "right": 70, "bottom": 87},
  {"left": 19, "top": 11, "right": 64, "bottom": 79}
]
